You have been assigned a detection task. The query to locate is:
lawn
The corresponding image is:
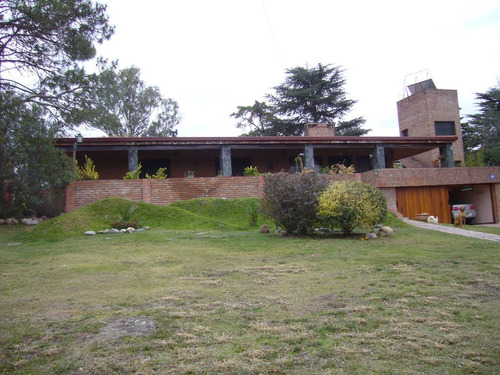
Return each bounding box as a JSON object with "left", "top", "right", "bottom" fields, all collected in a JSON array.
[{"left": 0, "top": 199, "right": 499, "bottom": 374}]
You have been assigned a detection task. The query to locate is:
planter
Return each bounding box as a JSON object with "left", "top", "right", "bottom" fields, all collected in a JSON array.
[{"left": 415, "top": 214, "right": 430, "bottom": 222}]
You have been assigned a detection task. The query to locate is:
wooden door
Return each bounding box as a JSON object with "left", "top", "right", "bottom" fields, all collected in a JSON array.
[{"left": 396, "top": 186, "right": 451, "bottom": 224}]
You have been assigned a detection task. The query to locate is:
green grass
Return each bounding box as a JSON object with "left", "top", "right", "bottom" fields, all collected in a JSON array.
[{"left": 0, "top": 199, "right": 499, "bottom": 374}]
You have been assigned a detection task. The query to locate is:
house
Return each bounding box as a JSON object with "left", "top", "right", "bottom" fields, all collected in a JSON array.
[{"left": 54, "top": 79, "right": 500, "bottom": 224}]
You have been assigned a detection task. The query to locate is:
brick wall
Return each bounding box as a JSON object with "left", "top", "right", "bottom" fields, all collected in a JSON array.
[{"left": 64, "top": 168, "right": 500, "bottom": 223}]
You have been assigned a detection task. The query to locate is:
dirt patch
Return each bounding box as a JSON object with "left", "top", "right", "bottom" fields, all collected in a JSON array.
[{"left": 94, "top": 317, "right": 156, "bottom": 341}]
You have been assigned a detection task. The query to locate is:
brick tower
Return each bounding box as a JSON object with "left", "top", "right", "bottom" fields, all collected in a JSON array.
[{"left": 397, "top": 78, "right": 465, "bottom": 167}]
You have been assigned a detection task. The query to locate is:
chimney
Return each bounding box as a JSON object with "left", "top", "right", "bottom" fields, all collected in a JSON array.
[{"left": 304, "top": 123, "right": 336, "bottom": 137}]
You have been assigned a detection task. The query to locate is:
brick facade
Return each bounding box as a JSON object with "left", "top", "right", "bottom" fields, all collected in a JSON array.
[
  {"left": 64, "top": 167, "right": 500, "bottom": 223},
  {"left": 397, "top": 88, "right": 465, "bottom": 167}
]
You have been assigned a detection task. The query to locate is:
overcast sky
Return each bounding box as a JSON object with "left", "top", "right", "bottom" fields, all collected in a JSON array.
[{"left": 90, "top": 0, "right": 500, "bottom": 137}]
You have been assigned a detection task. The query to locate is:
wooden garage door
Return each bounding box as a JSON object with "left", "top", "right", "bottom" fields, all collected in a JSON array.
[{"left": 396, "top": 186, "right": 451, "bottom": 224}]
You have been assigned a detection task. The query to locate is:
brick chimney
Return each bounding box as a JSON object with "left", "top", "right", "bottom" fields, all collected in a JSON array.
[{"left": 304, "top": 123, "right": 336, "bottom": 137}]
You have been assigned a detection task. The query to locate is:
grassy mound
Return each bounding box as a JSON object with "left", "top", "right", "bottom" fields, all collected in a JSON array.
[{"left": 17, "top": 197, "right": 262, "bottom": 242}]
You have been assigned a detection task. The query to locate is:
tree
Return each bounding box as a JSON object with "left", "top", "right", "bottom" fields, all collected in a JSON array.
[
  {"left": 0, "top": 92, "right": 73, "bottom": 215},
  {"left": 80, "top": 66, "right": 180, "bottom": 137},
  {"left": 464, "top": 81, "right": 500, "bottom": 165},
  {"left": 0, "top": 0, "right": 114, "bottom": 122},
  {"left": 232, "top": 63, "right": 369, "bottom": 136}
]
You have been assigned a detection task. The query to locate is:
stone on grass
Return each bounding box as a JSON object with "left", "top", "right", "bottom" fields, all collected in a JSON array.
[
  {"left": 98, "top": 229, "right": 109, "bottom": 234},
  {"left": 135, "top": 228, "right": 145, "bottom": 232},
  {"left": 259, "top": 225, "right": 270, "bottom": 233},
  {"left": 24, "top": 219, "right": 39, "bottom": 226},
  {"left": 84, "top": 231, "right": 96, "bottom": 236},
  {"left": 109, "top": 228, "right": 120, "bottom": 234},
  {"left": 120, "top": 229, "right": 127, "bottom": 233},
  {"left": 367, "top": 232, "right": 377, "bottom": 239},
  {"left": 126, "top": 227, "right": 135, "bottom": 233},
  {"left": 0, "top": 219, "right": 5, "bottom": 224},
  {"left": 378, "top": 226, "right": 393, "bottom": 237},
  {"left": 6, "top": 218, "right": 18, "bottom": 225}
]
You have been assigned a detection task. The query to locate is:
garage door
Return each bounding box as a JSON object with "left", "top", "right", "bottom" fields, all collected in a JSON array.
[{"left": 396, "top": 186, "right": 451, "bottom": 224}]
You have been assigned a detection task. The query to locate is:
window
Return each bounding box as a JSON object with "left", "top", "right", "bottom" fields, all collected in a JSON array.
[
  {"left": 434, "top": 121, "right": 455, "bottom": 136},
  {"left": 215, "top": 157, "right": 251, "bottom": 176}
]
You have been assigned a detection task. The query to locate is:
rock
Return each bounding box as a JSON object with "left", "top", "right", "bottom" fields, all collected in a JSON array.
[
  {"left": 143, "top": 226, "right": 150, "bottom": 230},
  {"left": 6, "top": 218, "right": 18, "bottom": 225},
  {"left": 120, "top": 229, "right": 127, "bottom": 233},
  {"left": 0, "top": 219, "right": 5, "bottom": 224},
  {"left": 378, "top": 226, "right": 393, "bottom": 237},
  {"left": 126, "top": 227, "right": 135, "bottom": 233},
  {"left": 135, "top": 228, "right": 145, "bottom": 232},
  {"left": 98, "top": 229, "right": 109, "bottom": 234},
  {"left": 21, "top": 218, "right": 30, "bottom": 224},
  {"left": 275, "top": 229, "right": 286, "bottom": 237},
  {"left": 109, "top": 228, "right": 120, "bottom": 234},
  {"left": 427, "top": 216, "right": 439, "bottom": 224},
  {"left": 259, "top": 225, "right": 270, "bottom": 233},
  {"left": 367, "top": 232, "right": 377, "bottom": 239},
  {"left": 84, "top": 231, "right": 96, "bottom": 236},
  {"left": 24, "top": 219, "right": 39, "bottom": 226}
]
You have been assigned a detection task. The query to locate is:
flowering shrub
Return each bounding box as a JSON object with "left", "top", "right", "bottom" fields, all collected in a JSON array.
[
  {"left": 318, "top": 181, "right": 387, "bottom": 235},
  {"left": 76, "top": 155, "right": 99, "bottom": 180}
]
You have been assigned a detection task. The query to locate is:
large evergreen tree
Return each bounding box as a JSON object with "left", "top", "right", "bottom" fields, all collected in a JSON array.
[
  {"left": 232, "top": 64, "right": 368, "bottom": 136},
  {"left": 78, "top": 66, "right": 180, "bottom": 137},
  {"left": 463, "top": 81, "right": 500, "bottom": 165}
]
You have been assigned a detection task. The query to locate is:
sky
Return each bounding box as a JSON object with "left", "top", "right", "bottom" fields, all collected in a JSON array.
[{"left": 88, "top": 0, "right": 500, "bottom": 137}]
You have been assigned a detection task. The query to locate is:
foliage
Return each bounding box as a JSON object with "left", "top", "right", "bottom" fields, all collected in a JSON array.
[
  {"left": 464, "top": 149, "right": 485, "bottom": 167},
  {"left": 76, "top": 155, "right": 99, "bottom": 180},
  {"left": 124, "top": 163, "right": 142, "bottom": 179},
  {"left": 261, "top": 172, "right": 329, "bottom": 235},
  {"left": 232, "top": 63, "right": 368, "bottom": 136},
  {"left": 0, "top": 96, "right": 73, "bottom": 216},
  {"left": 0, "top": 0, "right": 113, "bottom": 124},
  {"left": 318, "top": 181, "right": 387, "bottom": 235},
  {"left": 110, "top": 202, "right": 140, "bottom": 229},
  {"left": 146, "top": 167, "right": 168, "bottom": 179},
  {"left": 243, "top": 166, "right": 260, "bottom": 176},
  {"left": 319, "top": 163, "right": 355, "bottom": 174},
  {"left": 78, "top": 66, "right": 180, "bottom": 137},
  {"left": 246, "top": 200, "right": 260, "bottom": 226},
  {"left": 463, "top": 81, "right": 500, "bottom": 165}
]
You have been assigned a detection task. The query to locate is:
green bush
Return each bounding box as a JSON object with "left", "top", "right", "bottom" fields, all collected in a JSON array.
[
  {"left": 76, "top": 155, "right": 99, "bottom": 180},
  {"left": 146, "top": 167, "right": 168, "bottom": 179},
  {"left": 261, "top": 172, "right": 329, "bottom": 235},
  {"left": 124, "top": 163, "right": 142, "bottom": 179},
  {"left": 246, "top": 200, "right": 259, "bottom": 226},
  {"left": 243, "top": 166, "right": 260, "bottom": 176},
  {"left": 318, "top": 181, "right": 387, "bottom": 235}
]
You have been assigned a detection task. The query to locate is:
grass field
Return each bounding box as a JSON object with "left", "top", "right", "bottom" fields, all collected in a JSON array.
[{"left": 0, "top": 199, "right": 499, "bottom": 374}]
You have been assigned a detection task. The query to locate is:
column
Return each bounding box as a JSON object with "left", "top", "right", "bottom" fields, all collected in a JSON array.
[
  {"left": 372, "top": 144, "right": 386, "bottom": 170},
  {"left": 304, "top": 144, "right": 315, "bottom": 171},
  {"left": 128, "top": 146, "right": 138, "bottom": 172},
  {"left": 441, "top": 144, "right": 455, "bottom": 168},
  {"left": 220, "top": 145, "right": 232, "bottom": 176}
]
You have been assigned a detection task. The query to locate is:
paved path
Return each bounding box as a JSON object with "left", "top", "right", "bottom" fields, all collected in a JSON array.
[{"left": 403, "top": 219, "right": 500, "bottom": 242}]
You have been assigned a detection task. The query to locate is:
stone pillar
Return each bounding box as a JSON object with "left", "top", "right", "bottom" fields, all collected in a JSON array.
[
  {"left": 372, "top": 144, "right": 386, "bottom": 170},
  {"left": 304, "top": 144, "right": 315, "bottom": 171},
  {"left": 220, "top": 145, "right": 232, "bottom": 176},
  {"left": 128, "top": 146, "right": 138, "bottom": 172},
  {"left": 441, "top": 144, "right": 455, "bottom": 168}
]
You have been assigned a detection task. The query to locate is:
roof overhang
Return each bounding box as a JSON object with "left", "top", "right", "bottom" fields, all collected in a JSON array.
[{"left": 55, "top": 135, "right": 457, "bottom": 160}]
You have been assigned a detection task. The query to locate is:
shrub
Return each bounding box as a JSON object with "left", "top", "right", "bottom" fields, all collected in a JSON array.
[
  {"left": 318, "top": 181, "right": 387, "bottom": 235},
  {"left": 124, "top": 163, "right": 142, "bottom": 179},
  {"left": 146, "top": 167, "right": 168, "bottom": 179},
  {"left": 243, "top": 166, "right": 259, "bottom": 176},
  {"left": 246, "top": 200, "right": 259, "bottom": 226},
  {"left": 76, "top": 155, "right": 99, "bottom": 180},
  {"left": 261, "top": 172, "right": 329, "bottom": 235},
  {"left": 110, "top": 203, "right": 140, "bottom": 229}
]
